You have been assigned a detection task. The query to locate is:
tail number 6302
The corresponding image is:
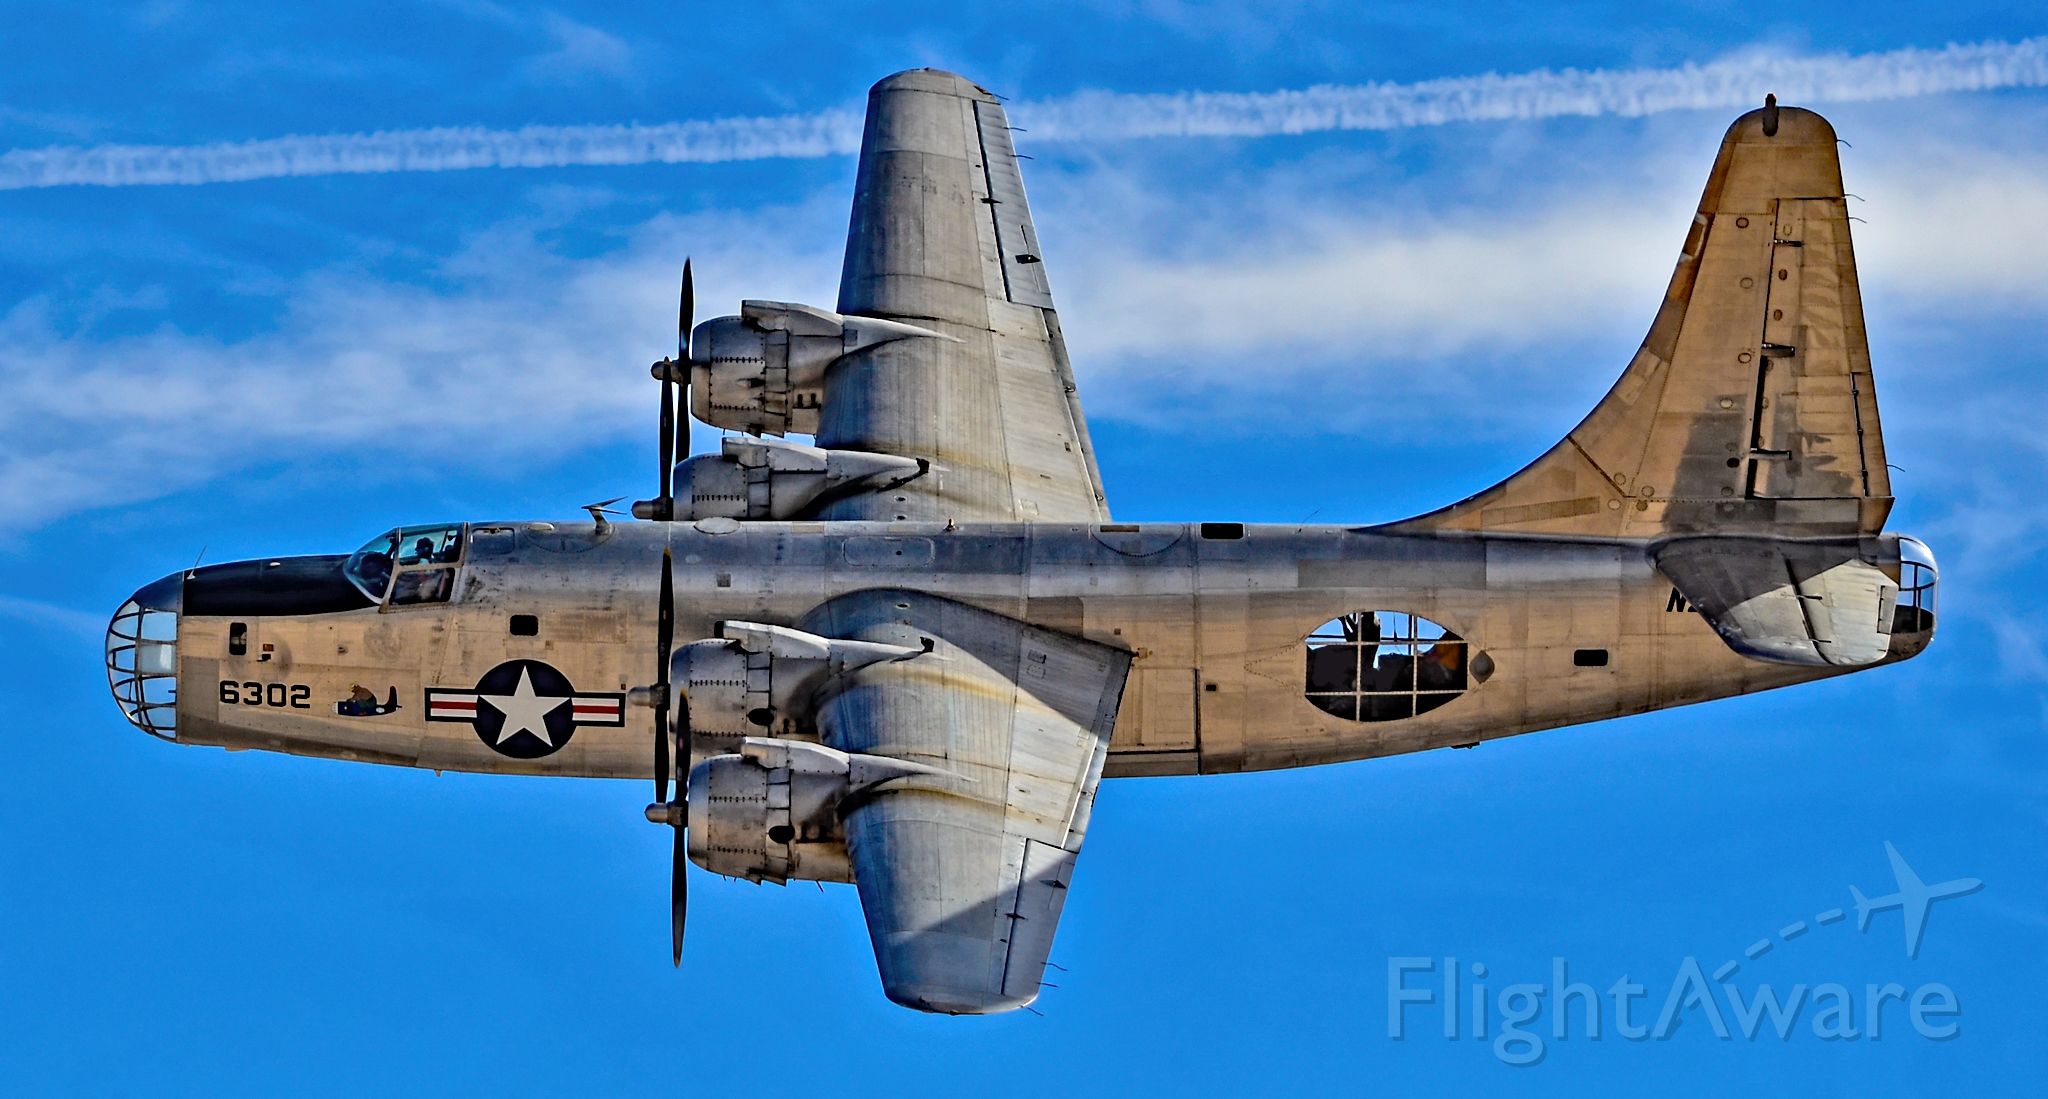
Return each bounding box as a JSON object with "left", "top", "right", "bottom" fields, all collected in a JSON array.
[{"left": 219, "top": 680, "right": 312, "bottom": 709}]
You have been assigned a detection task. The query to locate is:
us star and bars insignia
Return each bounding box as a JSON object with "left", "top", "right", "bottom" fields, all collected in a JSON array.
[{"left": 425, "top": 658, "right": 624, "bottom": 759}]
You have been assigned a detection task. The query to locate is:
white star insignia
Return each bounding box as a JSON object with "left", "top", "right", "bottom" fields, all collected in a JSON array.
[{"left": 479, "top": 666, "right": 569, "bottom": 747}]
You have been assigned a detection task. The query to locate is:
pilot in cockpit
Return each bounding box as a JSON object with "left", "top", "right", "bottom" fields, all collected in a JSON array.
[{"left": 356, "top": 548, "right": 395, "bottom": 595}]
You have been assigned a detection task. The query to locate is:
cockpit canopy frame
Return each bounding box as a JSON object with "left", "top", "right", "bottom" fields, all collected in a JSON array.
[{"left": 345, "top": 523, "right": 468, "bottom": 606}]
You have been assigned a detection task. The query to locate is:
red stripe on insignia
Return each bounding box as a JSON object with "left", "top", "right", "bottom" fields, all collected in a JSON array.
[{"left": 572, "top": 704, "right": 617, "bottom": 715}]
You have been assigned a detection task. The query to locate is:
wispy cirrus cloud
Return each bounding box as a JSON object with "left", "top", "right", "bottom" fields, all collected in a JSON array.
[
  {"left": 0, "top": 591, "right": 108, "bottom": 639},
  {"left": 523, "top": 12, "right": 636, "bottom": 83},
  {"left": 6, "top": 120, "right": 2047, "bottom": 527},
  {"left": 3, "top": 36, "right": 2045, "bottom": 190},
  {"left": 433, "top": 1, "right": 640, "bottom": 85},
  {"left": 0, "top": 203, "right": 841, "bottom": 526}
]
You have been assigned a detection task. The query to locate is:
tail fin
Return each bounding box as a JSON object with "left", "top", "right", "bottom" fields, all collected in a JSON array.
[
  {"left": 1394, "top": 102, "right": 1892, "bottom": 538},
  {"left": 1849, "top": 885, "right": 1876, "bottom": 931}
]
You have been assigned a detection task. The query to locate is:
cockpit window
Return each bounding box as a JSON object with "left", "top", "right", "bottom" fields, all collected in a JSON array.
[
  {"left": 399, "top": 527, "right": 463, "bottom": 566},
  {"left": 344, "top": 531, "right": 399, "bottom": 601},
  {"left": 345, "top": 524, "right": 466, "bottom": 604}
]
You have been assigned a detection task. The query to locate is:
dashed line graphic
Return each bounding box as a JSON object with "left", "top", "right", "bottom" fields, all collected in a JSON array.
[{"left": 1710, "top": 842, "right": 1979, "bottom": 981}]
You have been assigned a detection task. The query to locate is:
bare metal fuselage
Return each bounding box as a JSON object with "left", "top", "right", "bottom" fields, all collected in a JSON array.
[{"left": 164, "top": 519, "right": 1916, "bottom": 779}]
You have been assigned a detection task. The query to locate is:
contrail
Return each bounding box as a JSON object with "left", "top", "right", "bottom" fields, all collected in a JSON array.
[
  {"left": 0, "top": 111, "right": 866, "bottom": 190},
  {"left": 1024, "top": 36, "right": 2048, "bottom": 138},
  {"left": 5, "top": 37, "right": 2044, "bottom": 190}
]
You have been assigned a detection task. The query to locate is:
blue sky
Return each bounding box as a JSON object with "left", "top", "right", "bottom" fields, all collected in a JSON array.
[{"left": 4, "top": 2, "right": 2046, "bottom": 1094}]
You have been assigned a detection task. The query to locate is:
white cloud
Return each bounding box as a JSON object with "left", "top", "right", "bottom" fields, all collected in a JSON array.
[
  {"left": 0, "top": 591, "right": 108, "bottom": 639},
  {"left": 426, "top": 2, "right": 640, "bottom": 86},
  {"left": 1058, "top": 200, "right": 1673, "bottom": 358},
  {"left": 522, "top": 13, "right": 637, "bottom": 84},
  {"left": 0, "top": 203, "right": 842, "bottom": 524},
  {"left": 1853, "top": 150, "right": 2048, "bottom": 312},
  {"left": 6, "top": 93, "right": 2048, "bottom": 532}
]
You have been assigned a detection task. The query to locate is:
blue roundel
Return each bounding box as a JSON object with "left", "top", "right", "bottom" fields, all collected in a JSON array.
[{"left": 425, "top": 659, "right": 626, "bottom": 759}]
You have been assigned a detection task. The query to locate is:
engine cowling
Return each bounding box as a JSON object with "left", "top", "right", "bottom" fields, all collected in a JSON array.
[
  {"left": 671, "top": 621, "right": 926, "bottom": 752},
  {"left": 686, "top": 738, "right": 945, "bottom": 884},
  {"left": 688, "top": 299, "right": 947, "bottom": 436},
  {"left": 670, "top": 436, "right": 923, "bottom": 521}
]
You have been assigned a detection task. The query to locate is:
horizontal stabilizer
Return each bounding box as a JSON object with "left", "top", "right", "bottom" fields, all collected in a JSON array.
[{"left": 1657, "top": 537, "right": 1899, "bottom": 667}]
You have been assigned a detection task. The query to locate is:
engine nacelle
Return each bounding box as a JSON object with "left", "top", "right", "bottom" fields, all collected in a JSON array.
[
  {"left": 671, "top": 621, "right": 925, "bottom": 750},
  {"left": 686, "top": 737, "right": 943, "bottom": 884},
  {"left": 688, "top": 300, "right": 947, "bottom": 436},
  {"left": 671, "top": 436, "right": 924, "bottom": 521}
]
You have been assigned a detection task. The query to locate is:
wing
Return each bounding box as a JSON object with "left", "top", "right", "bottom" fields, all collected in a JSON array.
[
  {"left": 801, "top": 591, "right": 1130, "bottom": 1013},
  {"left": 814, "top": 69, "right": 1109, "bottom": 524}
]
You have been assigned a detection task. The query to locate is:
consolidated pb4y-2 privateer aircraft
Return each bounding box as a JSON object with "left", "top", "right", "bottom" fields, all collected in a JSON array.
[{"left": 106, "top": 70, "right": 1937, "bottom": 1014}]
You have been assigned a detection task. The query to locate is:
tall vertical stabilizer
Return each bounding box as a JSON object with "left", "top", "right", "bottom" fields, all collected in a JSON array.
[{"left": 1395, "top": 103, "right": 1891, "bottom": 538}]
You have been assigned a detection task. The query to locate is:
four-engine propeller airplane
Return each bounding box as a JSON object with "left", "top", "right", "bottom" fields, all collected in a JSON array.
[{"left": 107, "top": 71, "right": 1936, "bottom": 1014}]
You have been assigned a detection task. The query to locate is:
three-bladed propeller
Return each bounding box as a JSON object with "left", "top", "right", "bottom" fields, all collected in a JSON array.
[{"left": 643, "top": 262, "right": 695, "bottom": 964}]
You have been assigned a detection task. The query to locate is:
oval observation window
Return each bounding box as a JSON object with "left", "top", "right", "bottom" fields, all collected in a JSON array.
[{"left": 1304, "top": 611, "right": 1470, "bottom": 721}]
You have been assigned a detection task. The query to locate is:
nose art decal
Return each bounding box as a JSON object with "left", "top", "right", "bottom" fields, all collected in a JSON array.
[
  {"left": 335, "top": 684, "right": 401, "bottom": 717},
  {"left": 425, "top": 659, "right": 625, "bottom": 759}
]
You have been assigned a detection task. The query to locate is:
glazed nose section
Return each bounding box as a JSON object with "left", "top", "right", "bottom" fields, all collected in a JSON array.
[{"left": 107, "top": 572, "right": 182, "bottom": 739}]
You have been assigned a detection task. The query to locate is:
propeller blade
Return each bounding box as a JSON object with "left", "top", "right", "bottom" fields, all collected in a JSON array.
[
  {"left": 673, "top": 259, "right": 693, "bottom": 469},
  {"left": 671, "top": 796, "right": 687, "bottom": 965},
  {"left": 654, "top": 549, "right": 673, "bottom": 805},
  {"left": 667, "top": 600, "right": 691, "bottom": 963},
  {"left": 673, "top": 692, "right": 690, "bottom": 812},
  {"left": 678, "top": 258, "right": 694, "bottom": 362},
  {"left": 657, "top": 373, "right": 676, "bottom": 522}
]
